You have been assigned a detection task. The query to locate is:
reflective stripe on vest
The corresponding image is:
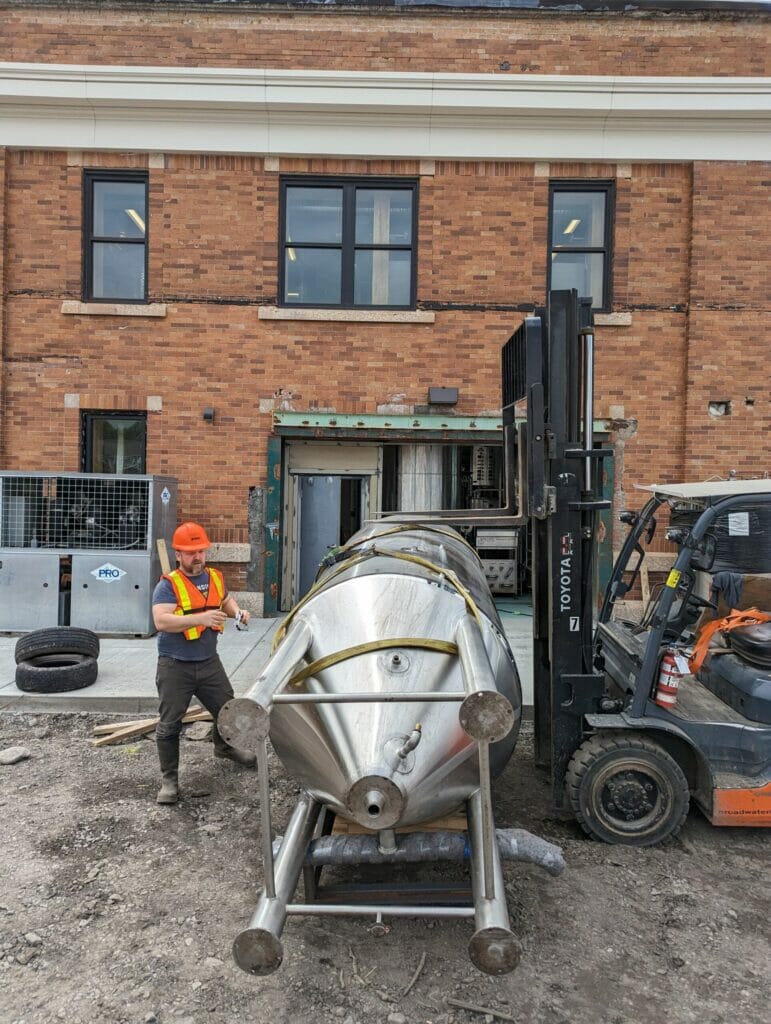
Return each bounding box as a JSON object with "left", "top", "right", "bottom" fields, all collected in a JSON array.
[{"left": 163, "top": 567, "right": 226, "bottom": 641}]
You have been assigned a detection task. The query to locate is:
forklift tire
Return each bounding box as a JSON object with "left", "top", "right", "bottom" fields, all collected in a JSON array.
[
  {"left": 15, "top": 654, "right": 99, "bottom": 694},
  {"left": 565, "top": 733, "right": 690, "bottom": 847},
  {"left": 15, "top": 627, "right": 100, "bottom": 665}
]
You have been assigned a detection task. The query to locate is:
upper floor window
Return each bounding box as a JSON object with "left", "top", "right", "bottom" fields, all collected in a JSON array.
[
  {"left": 280, "top": 178, "right": 417, "bottom": 308},
  {"left": 84, "top": 171, "right": 148, "bottom": 302},
  {"left": 81, "top": 411, "right": 147, "bottom": 474},
  {"left": 548, "top": 183, "right": 613, "bottom": 311}
]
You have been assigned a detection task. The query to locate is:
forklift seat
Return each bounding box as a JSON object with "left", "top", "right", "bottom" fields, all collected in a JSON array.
[{"left": 728, "top": 622, "right": 771, "bottom": 669}]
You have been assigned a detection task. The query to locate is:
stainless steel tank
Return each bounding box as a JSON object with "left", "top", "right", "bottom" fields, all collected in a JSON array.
[
  {"left": 270, "top": 522, "right": 521, "bottom": 828},
  {"left": 219, "top": 522, "right": 564, "bottom": 977}
]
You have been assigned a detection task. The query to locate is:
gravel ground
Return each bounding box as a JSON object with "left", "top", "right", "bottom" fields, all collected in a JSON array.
[{"left": 0, "top": 712, "right": 768, "bottom": 1024}]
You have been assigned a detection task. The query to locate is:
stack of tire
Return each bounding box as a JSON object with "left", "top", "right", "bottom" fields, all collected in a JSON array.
[{"left": 15, "top": 627, "right": 100, "bottom": 694}]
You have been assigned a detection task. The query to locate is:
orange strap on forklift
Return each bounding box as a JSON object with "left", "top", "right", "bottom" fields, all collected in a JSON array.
[{"left": 689, "top": 607, "right": 771, "bottom": 674}]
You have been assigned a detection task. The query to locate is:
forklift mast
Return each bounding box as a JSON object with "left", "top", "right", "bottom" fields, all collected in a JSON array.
[{"left": 503, "top": 290, "right": 612, "bottom": 807}]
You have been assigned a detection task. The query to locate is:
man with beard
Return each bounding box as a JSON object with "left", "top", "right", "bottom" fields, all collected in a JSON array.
[{"left": 151, "top": 521, "right": 253, "bottom": 804}]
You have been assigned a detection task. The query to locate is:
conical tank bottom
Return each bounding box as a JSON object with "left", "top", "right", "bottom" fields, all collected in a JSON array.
[{"left": 269, "top": 571, "right": 521, "bottom": 829}]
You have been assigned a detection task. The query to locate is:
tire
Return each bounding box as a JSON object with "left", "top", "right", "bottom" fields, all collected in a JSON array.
[
  {"left": 565, "top": 732, "right": 690, "bottom": 847},
  {"left": 15, "top": 627, "right": 100, "bottom": 665},
  {"left": 15, "top": 654, "right": 99, "bottom": 694}
]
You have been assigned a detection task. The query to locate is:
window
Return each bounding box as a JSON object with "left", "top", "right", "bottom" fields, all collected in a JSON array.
[
  {"left": 84, "top": 171, "right": 148, "bottom": 302},
  {"left": 280, "top": 178, "right": 417, "bottom": 308},
  {"left": 548, "top": 183, "right": 613, "bottom": 311},
  {"left": 81, "top": 412, "right": 147, "bottom": 474}
]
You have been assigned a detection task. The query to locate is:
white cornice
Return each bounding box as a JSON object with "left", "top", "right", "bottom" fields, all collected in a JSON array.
[{"left": 0, "top": 63, "right": 768, "bottom": 161}]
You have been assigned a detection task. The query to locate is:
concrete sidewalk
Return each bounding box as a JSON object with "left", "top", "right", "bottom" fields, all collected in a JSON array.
[{"left": 0, "top": 601, "right": 534, "bottom": 715}]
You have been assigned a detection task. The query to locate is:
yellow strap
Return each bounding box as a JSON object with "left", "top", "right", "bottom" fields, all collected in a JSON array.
[
  {"left": 288, "top": 637, "right": 459, "bottom": 687},
  {"left": 273, "top": 545, "right": 483, "bottom": 653}
]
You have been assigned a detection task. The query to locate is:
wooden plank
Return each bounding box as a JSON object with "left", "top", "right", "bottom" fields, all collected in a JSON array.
[
  {"left": 93, "top": 707, "right": 213, "bottom": 746},
  {"left": 332, "top": 812, "right": 467, "bottom": 836},
  {"left": 156, "top": 537, "right": 172, "bottom": 575},
  {"left": 93, "top": 717, "right": 159, "bottom": 736}
]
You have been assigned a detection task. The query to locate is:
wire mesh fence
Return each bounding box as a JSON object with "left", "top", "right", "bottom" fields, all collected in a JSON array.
[{"left": 0, "top": 474, "right": 151, "bottom": 551}]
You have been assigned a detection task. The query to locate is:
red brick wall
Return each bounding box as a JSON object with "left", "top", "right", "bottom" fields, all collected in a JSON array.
[
  {"left": 0, "top": 5, "right": 768, "bottom": 559},
  {"left": 2, "top": 144, "right": 768, "bottom": 534},
  {"left": 1, "top": 7, "right": 768, "bottom": 77}
]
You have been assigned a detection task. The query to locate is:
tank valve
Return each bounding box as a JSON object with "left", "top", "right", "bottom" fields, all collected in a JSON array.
[
  {"left": 397, "top": 724, "right": 422, "bottom": 760},
  {"left": 368, "top": 911, "right": 391, "bottom": 938}
]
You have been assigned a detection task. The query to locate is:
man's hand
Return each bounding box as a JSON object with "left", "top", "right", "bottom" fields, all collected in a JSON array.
[
  {"left": 237, "top": 608, "right": 251, "bottom": 627},
  {"left": 200, "top": 608, "right": 227, "bottom": 629}
]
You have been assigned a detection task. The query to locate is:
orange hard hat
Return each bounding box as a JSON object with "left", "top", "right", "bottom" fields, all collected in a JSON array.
[{"left": 172, "top": 522, "right": 211, "bottom": 552}]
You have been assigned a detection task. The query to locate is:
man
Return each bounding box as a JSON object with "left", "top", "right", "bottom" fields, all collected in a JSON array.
[{"left": 152, "top": 521, "right": 253, "bottom": 805}]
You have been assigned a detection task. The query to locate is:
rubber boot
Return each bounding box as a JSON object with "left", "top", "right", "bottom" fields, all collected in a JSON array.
[
  {"left": 156, "top": 734, "right": 180, "bottom": 804},
  {"left": 157, "top": 771, "right": 179, "bottom": 805}
]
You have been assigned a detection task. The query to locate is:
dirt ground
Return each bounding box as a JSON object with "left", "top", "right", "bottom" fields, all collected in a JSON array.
[{"left": 0, "top": 711, "right": 768, "bottom": 1024}]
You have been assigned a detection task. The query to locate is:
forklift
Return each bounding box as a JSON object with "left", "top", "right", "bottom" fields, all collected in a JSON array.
[
  {"left": 430, "top": 290, "right": 771, "bottom": 845},
  {"left": 510, "top": 290, "right": 771, "bottom": 845}
]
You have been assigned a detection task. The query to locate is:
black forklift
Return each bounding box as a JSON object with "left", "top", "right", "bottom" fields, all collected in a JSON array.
[
  {"left": 504, "top": 290, "right": 771, "bottom": 845},
  {"left": 413, "top": 289, "right": 770, "bottom": 845}
]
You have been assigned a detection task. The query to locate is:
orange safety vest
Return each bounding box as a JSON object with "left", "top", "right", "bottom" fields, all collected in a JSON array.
[
  {"left": 163, "top": 567, "right": 226, "bottom": 641},
  {"left": 689, "top": 607, "right": 771, "bottom": 675}
]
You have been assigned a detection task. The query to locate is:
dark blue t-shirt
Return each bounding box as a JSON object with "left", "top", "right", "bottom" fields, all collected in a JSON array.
[{"left": 152, "top": 571, "right": 226, "bottom": 662}]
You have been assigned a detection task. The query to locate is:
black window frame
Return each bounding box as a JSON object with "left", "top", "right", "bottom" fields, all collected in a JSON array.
[
  {"left": 83, "top": 169, "right": 149, "bottom": 303},
  {"left": 81, "top": 410, "right": 148, "bottom": 474},
  {"left": 547, "top": 180, "right": 614, "bottom": 313},
  {"left": 279, "top": 175, "right": 419, "bottom": 310}
]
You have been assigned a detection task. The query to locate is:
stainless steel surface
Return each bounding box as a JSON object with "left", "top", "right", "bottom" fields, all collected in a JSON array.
[
  {"left": 265, "top": 524, "right": 522, "bottom": 830},
  {"left": 284, "top": 904, "right": 475, "bottom": 919},
  {"left": 0, "top": 552, "right": 60, "bottom": 630},
  {"left": 272, "top": 691, "right": 465, "bottom": 704},
  {"left": 226, "top": 523, "right": 532, "bottom": 977},
  {"left": 256, "top": 738, "right": 275, "bottom": 899},
  {"left": 232, "top": 793, "right": 322, "bottom": 976},
  {"left": 467, "top": 789, "right": 521, "bottom": 975},
  {"left": 477, "top": 743, "right": 495, "bottom": 901},
  {"left": 456, "top": 615, "right": 516, "bottom": 743},
  {"left": 218, "top": 620, "right": 313, "bottom": 745}
]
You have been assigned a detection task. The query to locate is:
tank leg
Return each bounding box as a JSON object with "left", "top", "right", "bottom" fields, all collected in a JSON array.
[
  {"left": 466, "top": 769, "right": 521, "bottom": 976},
  {"left": 232, "top": 792, "right": 322, "bottom": 976}
]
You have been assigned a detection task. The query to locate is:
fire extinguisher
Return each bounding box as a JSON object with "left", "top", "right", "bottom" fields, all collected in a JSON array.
[{"left": 654, "top": 649, "right": 682, "bottom": 709}]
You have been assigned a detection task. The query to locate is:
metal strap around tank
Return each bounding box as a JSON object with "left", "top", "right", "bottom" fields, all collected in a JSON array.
[
  {"left": 286, "top": 637, "right": 459, "bottom": 687},
  {"left": 273, "top": 545, "right": 484, "bottom": 653}
]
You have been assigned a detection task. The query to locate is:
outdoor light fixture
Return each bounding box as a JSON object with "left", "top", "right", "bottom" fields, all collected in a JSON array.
[
  {"left": 428, "top": 387, "right": 458, "bottom": 406},
  {"left": 202, "top": 407, "right": 215, "bottom": 423}
]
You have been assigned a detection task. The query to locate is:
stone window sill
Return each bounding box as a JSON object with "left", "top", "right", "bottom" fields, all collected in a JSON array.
[
  {"left": 594, "top": 313, "right": 632, "bottom": 327},
  {"left": 61, "top": 301, "right": 167, "bottom": 318},
  {"left": 259, "top": 306, "right": 435, "bottom": 324}
]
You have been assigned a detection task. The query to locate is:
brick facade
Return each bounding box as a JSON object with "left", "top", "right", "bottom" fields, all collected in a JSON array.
[{"left": 0, "top": 2, "right": 768, "bottom": 606}]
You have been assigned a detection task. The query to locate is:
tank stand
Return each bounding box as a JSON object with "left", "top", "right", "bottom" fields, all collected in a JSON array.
[{"left": 231, "top": 738, "right": 563, "bottom": 977}]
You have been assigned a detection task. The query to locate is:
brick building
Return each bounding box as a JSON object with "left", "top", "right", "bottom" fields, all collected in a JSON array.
[{"left": 0, "top": 0, "right": 768, "bottom": 614}]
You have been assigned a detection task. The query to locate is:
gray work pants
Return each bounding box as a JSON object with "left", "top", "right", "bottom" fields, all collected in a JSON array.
[{"left": 155, "top": 654, "right": 234, "bottom": 749}]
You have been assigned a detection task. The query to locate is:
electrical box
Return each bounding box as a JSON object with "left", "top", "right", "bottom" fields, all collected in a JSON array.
[{"left": 0, "top": 473, "right": 177, "bottom": 635}]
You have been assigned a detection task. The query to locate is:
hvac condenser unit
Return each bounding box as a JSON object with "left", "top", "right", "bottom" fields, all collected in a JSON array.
[{"left": 0, "top": 473, "right": 177, "bottom": 635}]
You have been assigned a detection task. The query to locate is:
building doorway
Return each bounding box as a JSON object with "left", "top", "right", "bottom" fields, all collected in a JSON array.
[{"left": 296, "top": 474, "right": 368, "bottom": 598}]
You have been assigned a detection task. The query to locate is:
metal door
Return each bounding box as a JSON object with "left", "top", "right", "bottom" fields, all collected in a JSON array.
[{"left": 296, "top": 475, "right": 366, "bottom": 600}]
